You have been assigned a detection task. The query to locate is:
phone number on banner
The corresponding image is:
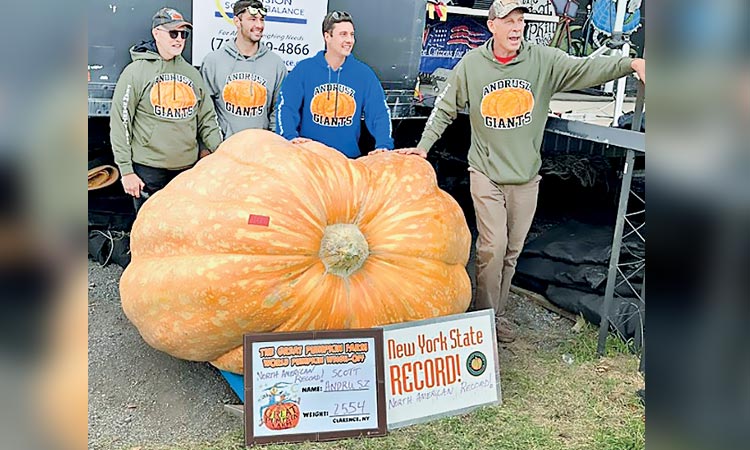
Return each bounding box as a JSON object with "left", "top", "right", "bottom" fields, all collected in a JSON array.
[{"left": 210, "top": 37, "right": 310, "bottom": 55}]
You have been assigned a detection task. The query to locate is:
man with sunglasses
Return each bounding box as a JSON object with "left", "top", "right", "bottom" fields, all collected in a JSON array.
[
  {"left": 110, "top": 7, "right": 223, "bottom": 213},
  {"left": 201, "top": 0, "right": 287, "bottom": 137},
  {"left": 275, "top": 10, "right": 393, "bottom": 158}
]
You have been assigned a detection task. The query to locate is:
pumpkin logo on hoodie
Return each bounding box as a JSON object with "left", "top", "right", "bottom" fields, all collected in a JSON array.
[
  {"left": 480, "top": 79, "right": 534, "bottom": 130},
  {"left": 222, "top": 72, "right": 268, "bottom": 117},
  {"left": 150, "top": 73, "right": 198, "bottom": 119},
  {"left": 310, "top": 84, "right": 357, "bottom": 127}
]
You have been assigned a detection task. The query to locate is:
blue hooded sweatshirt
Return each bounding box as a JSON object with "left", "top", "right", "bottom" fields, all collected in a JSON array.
[{"left": 276, "top": 51, "right": 393, "bottom": 157}]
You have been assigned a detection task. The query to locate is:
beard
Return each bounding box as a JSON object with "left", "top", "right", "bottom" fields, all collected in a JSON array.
[{"left": 240, "top": 26, "right": 262, "bottom": 44}]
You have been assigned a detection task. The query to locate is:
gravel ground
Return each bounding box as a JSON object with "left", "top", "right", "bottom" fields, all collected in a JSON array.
[
  {"left": 88, "top": 238, "right": 571, "bottom": 449},
  {"left": 87, "top": 261, "right": 241, "bottom": 449}
]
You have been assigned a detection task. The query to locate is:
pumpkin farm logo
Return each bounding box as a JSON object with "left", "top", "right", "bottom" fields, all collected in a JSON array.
[
  {"left": 258, "top": 382, "right": 301, "bottom": 430},
  {"left": 480, "top": 79, "right": 535, "bottom": 130},
  {"left": 150, "top": 73, "right": 197, "bottom": 119},
  {"left": 466, "top": 351, "right": 487, "bottom": 376},
  {"left": 310, "top": 84, "right": 357, "bottom": 127},
  {"left": 222, "top": 72, "right": 268, "bottom": 117}
]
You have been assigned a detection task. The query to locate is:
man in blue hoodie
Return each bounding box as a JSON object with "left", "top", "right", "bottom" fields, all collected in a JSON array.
[
  {"left": 201, "top": 0, "right": 287, "bottom": 137},
  {"left": 275, "top": 10, "right": 394, "bottom": 157}
]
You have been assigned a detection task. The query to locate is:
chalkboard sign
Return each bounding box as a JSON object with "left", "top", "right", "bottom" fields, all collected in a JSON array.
[{"left": 244, "top": 329, "right": 387, "bottom": 445}]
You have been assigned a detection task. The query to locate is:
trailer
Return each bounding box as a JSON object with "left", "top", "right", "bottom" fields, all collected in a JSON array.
[{"left": 88, "top": 0, "right": 646, "bottom": 396}]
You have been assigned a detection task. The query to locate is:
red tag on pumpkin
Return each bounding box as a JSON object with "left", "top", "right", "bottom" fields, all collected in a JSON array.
[{"left": 247, "top": 214, "right": 270, "bottom": 227}]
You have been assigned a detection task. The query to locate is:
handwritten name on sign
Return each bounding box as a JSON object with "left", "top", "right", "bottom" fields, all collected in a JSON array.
[
  {"left": 382, "top": 310, "right": 501, "bottom": 429},
  {"left": 244, "top": 330, "right": 386, "bottom": 445}
]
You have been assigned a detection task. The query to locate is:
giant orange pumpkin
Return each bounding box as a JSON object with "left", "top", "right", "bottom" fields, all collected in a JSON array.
[
  {"left": 120, "top": 130, "right": 471, "bottom": 374},
  {"left": 480, "top": 87, "right": 534, "bottom": 119}
]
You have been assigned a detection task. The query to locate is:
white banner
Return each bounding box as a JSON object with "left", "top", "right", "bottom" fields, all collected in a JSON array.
[
  {"left": 383, "top": 310, "right": 502, "bottom": 429},
  {"left": 192, "top": 0, "right": 329, "bottom": 70}
]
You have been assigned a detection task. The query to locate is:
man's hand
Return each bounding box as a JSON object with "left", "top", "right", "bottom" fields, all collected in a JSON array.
[
  {"left": 631, "top": 58, "right": 645, "bottom": 84},
  {"left": 121, "top": 173, "right": 145, "bottom": 198},
  {"left": 368, "top": 148, "right": 390, "bottom": 155},
  {"left": 291, "top": 137, "right": 312, "bottom": 144},
  {"left": 393, "top": 147, "right": 428, "bottom": 158},
  {"left": 199, "top": 148, "right": 212, "bottom": 159}
]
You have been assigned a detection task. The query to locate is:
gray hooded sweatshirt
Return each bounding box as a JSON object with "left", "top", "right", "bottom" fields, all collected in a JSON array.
[{"left": 200, "top": 40, "right": 287, "bottom": 137}]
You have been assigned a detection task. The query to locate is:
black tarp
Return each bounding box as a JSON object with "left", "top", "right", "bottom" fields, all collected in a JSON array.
[{"left": 515, "top": 220, "right": 644, "bottom": 342}]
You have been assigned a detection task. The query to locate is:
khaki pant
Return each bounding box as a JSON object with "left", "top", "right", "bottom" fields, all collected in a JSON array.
[{"left": 470, "top": 168, "right": 541, "bottom": 316}]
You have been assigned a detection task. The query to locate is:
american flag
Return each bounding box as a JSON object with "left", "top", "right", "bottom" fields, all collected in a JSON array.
[
  {"left": 447, "top": 25, "right": 489, "bottom": 48},
  {"left": 420, "top": 17, "right": 491, "bottom": 73}
]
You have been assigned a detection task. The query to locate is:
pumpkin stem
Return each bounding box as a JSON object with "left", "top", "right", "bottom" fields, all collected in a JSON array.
[{"left": 319, "top": 224, "right": 369, "bottom": 277}]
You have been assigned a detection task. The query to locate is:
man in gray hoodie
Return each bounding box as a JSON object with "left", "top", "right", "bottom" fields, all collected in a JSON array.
[{"left": 200, "top": 0, "right": 287, "bottom": 137}]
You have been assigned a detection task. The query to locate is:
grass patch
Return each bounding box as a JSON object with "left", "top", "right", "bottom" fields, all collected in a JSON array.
[
  {"left": 592, "top": 409, "right": 646, "bottom": 450},
  {"left": 559, "top": 320, "right": 636, "bottom": 364},
  {"left": 118, "top": 324, "right": 644, "bottom": 450}
]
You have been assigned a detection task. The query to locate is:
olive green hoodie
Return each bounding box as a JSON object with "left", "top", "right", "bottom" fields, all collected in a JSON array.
[
  {"left": 418, "top": 40, "right": 634, "bottom": 184},
  {"left": 110, "top": 41, "right": 223, "bottom": 176}
]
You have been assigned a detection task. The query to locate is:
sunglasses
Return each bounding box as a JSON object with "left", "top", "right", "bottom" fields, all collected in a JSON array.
[
  {"left": 159, "top": 28, "right": 190, "bottom": 39},
  {"left": 329, "top": 10, "right": 352, "bottom": 20},
  {"left": 239, "top": 6, "right": 267, "bottom": 17},
  {"left": 323, "top": 10, "right": 353, "bottom": 33}
]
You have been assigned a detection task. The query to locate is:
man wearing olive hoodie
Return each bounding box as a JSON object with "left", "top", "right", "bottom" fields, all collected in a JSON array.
[
  {"left": 110, "top": 7, "right": 223, "bottom": 213},
  {"left": 393, "top": 0, "right": 646, "bottom": 343},
  {"left": 200, "top": 0, "right": 287, "bottom": 137}
]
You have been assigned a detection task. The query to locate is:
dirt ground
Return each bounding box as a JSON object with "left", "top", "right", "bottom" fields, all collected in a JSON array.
[{"left": 87, "top": 255, "right": 572, "bottom": 449}]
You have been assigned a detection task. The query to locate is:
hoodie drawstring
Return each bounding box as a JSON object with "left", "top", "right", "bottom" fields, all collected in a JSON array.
[
  {"left": 326, "top": 66, "right": 343, "bottom": 118},
  {"left": 334, "top": 69, "right": 342, "bottom": 119},
  {"left": 326, "top": 67, "right": 332, "bottom": 101},
  {"left": 172, "top": 59, "right": 176, "bottom": 102},
  {"left": 158, "top": 59, "right": 165, "bottom": 105},
  {"left": 226, "top": 41, "right": 258, "bottom": 102}
]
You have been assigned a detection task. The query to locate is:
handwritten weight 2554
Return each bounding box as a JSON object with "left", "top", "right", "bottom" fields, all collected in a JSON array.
[
  {"left": 210, "top": 37, "right": 310, "bottom": 55},
  {"left": 332, "top": 400, "right": 366, "bottom": 416}
]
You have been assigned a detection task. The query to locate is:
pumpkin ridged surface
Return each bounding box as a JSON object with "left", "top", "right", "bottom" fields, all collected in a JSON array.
[{"left": 120, "top": 130, "right": 471, "bottom": 374}]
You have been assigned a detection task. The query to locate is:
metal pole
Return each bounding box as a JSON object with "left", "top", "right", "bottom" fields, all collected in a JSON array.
[
  {"left": 613, "top": 0, "right": 628, "bottom": 34},
  {"left": 638, "top": 269, "right": 646, "bottom": 365},
  {"left": 638, "top": 329, "right": 645, "bottom": 373},
  {"left": 610, "top": 0, "right": 629, "bottom": 122},
  {"left": 612, "top": 42, "right": 630, "bottom": 123},
  {"left": 597, "top": 75, "right": 645, "bottom": 356},
  {"left": 597, "top": 148, "right": 635, "bottom": 354},
  {"left": 633, "top": 79, "right": 645, "bottom": 373}
]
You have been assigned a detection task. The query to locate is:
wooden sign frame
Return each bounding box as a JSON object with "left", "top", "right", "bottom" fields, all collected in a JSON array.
[{"left": 244, "top": 329, "right": 387, "bottom": 446}]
